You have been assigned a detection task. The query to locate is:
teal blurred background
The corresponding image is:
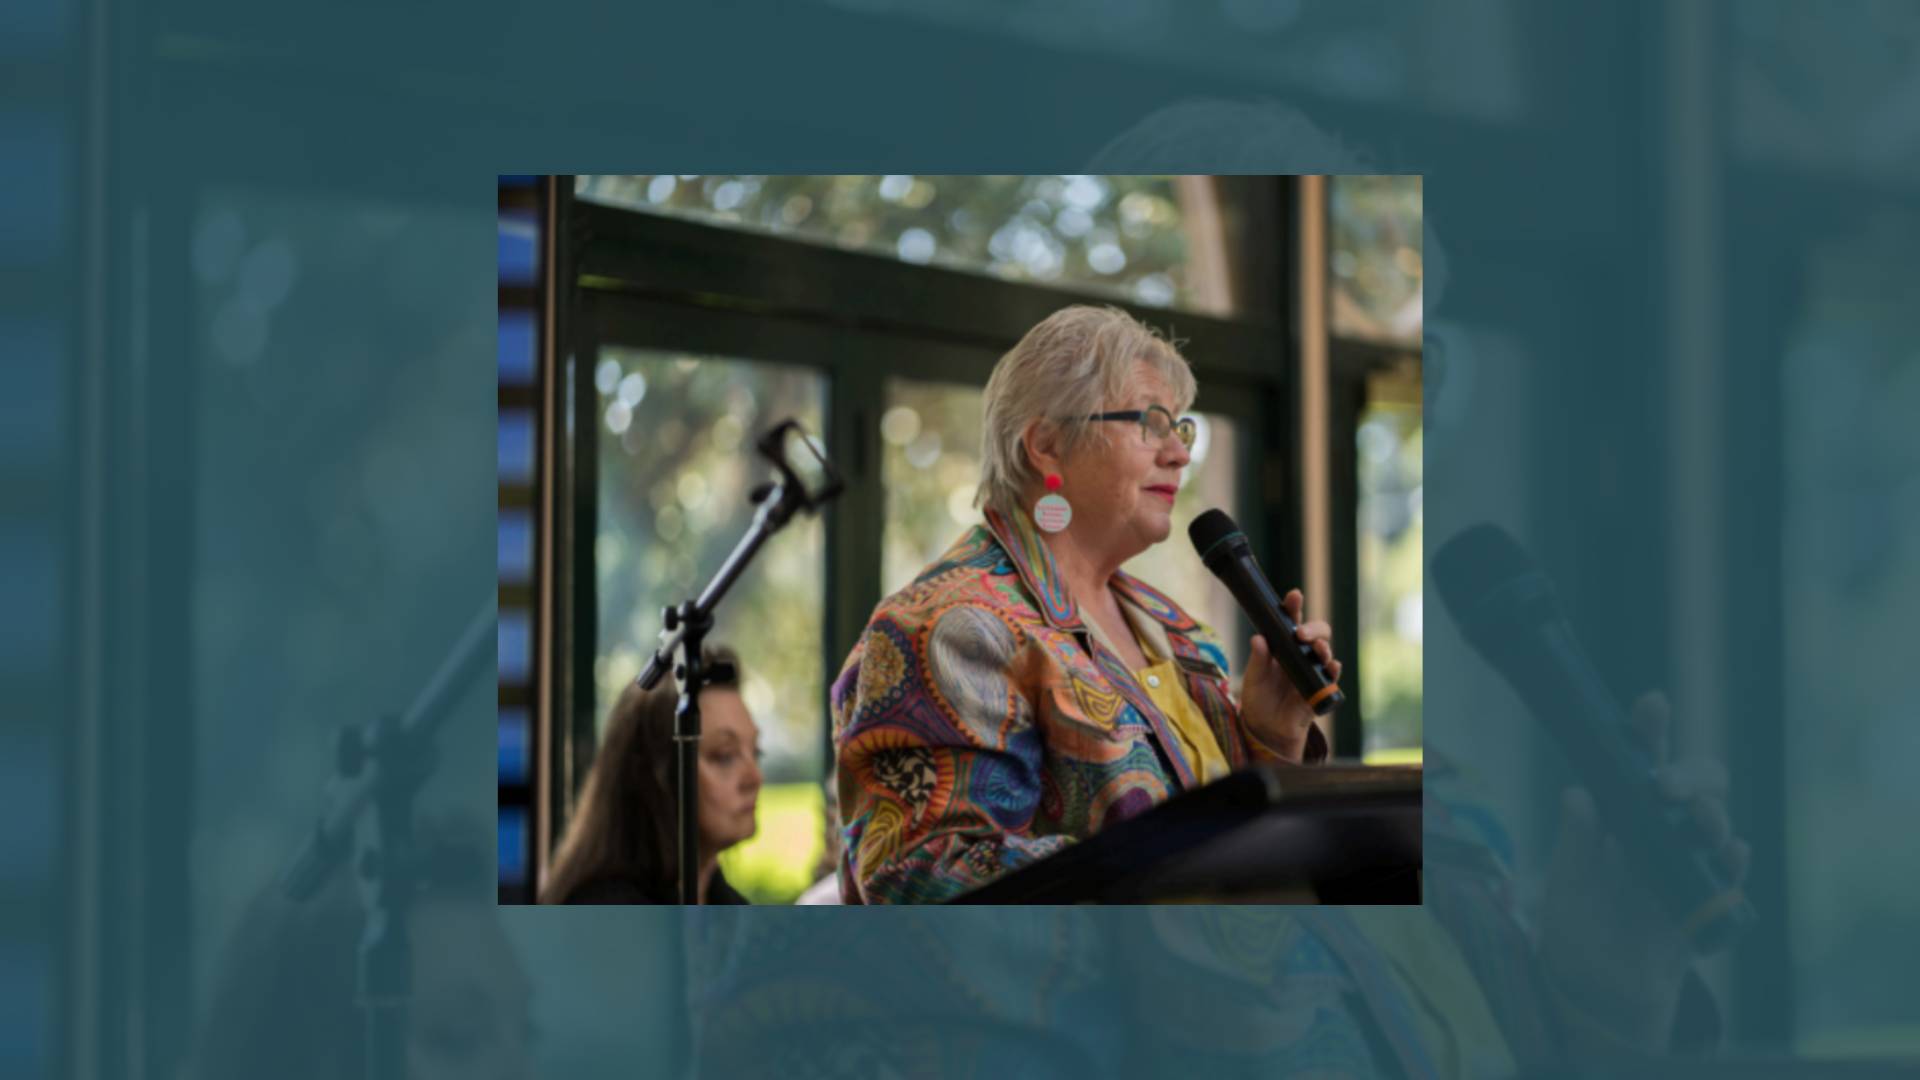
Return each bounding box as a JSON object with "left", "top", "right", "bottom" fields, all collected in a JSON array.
[{"left": 7, "top": 1, "right": 1920, "bottom": 1076}]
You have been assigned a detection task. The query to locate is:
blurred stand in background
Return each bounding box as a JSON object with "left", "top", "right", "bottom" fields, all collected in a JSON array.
[{"left": 17, "top": 2, "right": 1920, "bottom": 1078}]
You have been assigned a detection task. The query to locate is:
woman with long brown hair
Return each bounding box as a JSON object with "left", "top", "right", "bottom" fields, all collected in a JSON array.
[{"left": 541, "top": 646, "right": 762, "bottom": 904}]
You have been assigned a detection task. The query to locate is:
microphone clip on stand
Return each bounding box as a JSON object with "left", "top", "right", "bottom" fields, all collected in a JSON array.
[
  {"left": 279, "top": 603, "right": 497, "bottom": 1080},
  {"left": 347, "top": 705, "right": 429, "bottom": 1080},
  {"left": 636, "top": 419, "right": 843, "bottom": 905},
  {"left": 656, "top": 599, "right": 730, "bottom": 908}
]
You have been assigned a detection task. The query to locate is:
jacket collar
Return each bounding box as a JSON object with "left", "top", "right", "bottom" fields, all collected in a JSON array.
[
  {"left": 983, "top": 506, "right": 1218, "bottom": 793},
  {"left": 984, "top": 506, "right": 1083, "bottom": 631},
  {"left": 983, "top": 507, "right": 1201, "bottom": 637}
]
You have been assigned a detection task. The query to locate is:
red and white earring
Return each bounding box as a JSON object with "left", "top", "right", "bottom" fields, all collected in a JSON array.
[{"left": 1033, "top": 473, "right": 1072, "bottom": 533}]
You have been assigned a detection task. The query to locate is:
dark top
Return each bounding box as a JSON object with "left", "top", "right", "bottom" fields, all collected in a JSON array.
[{"left": 566, "top": 867, "right": 750, "bottom": 905}]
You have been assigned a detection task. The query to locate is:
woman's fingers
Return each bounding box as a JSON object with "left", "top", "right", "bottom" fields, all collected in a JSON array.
[
  {"left": 1264, "top": 604, "right": 1343, "bottom": 696},
  {"left": 1722, "top": 838, "right": 1752, "bottom": 885},
  {"left": 1652, "top": 756, "right": 1745, "bottom": 884},
  {"left": 1656, "top": 758, "right": 1729, "bottom": 802},
  {"left": 1291, "top": 620, "right": 1336, "bottom": 669},
  {"left": 1247, "top": 635, "right": 1277, "bottom": 688},
  {"left": 1690, "top": 794, "right": 1734, "bottom": 850},
  {"left": 1628, "top": 690, "right": 1672, "bottom": 766}
]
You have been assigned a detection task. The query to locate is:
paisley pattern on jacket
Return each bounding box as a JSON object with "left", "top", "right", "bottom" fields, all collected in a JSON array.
[{"left": 831, "top": 507, "right": 1329, "bottom": 904}]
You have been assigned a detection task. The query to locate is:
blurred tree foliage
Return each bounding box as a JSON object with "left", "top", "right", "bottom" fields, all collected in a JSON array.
[
  {"left": 592, "top": 350, "right": 826, "bottom": 787},
  {"left": 880, "top": 378, "right": 1247, "bottom": 677},
  {"left": 1357, "top": 400, "right": 1423, "bottom": 754},
  {"left": 1331, "top": 175, "right": 1423, "bottom": 343},
  {"left": 578, "top": 174, "right": 1199, "bottom": 310},
  {"left": 879, "top": 380, "right": 987, "bottom": 596},
  {"left": 1333, "top": 176, "right": 1424, "bottom": 756}
]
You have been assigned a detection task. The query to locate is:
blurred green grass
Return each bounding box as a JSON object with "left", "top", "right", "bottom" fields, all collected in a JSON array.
[
  {"left": 1797, "top": 1026, "right": 1920, "bottom": 1059},
  {"left": 716, "top": 781, "right": 825, "bottom": 905}
]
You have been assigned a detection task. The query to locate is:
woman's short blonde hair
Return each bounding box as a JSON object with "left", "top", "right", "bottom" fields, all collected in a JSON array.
[{"left": 976, "top": 305, "right": 1197, "bottom": 515}]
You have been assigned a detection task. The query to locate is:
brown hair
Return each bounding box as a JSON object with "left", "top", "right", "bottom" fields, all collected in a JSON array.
[{"left": 539, "top": 646, "right": 739, "bottom": 903}]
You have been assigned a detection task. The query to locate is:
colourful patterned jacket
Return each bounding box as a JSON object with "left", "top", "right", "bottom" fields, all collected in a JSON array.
[{"left": 830, "top": 507, "right": 1330, "bottom": 904}]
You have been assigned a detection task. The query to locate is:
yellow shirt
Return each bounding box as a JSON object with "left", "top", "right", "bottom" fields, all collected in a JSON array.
[
  {"left": 1344, "top": 907, "right": 1517, "bottom": 1078},
  {"left": 1135, "top": 656, "right": 1233, "bottom": 785},
  {"left": 1095, "top": 591, "right": 1513, "bottom": 1075},
  {"left": 1083, "top": 590, "right": 1234, "bottom": 785}
]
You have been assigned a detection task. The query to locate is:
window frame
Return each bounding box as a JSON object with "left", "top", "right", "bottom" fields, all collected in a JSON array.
[{"left": 1327, "top": 336, "right": 1423, "bottom": 759}]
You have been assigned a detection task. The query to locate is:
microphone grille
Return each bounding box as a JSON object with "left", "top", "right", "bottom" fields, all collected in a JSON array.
[
  {"left": 1431, "top": 523, "right": 1535, "bottom": 618},
  {"left": 1187, "top": 508, "right": 1241, "bottom": 558}
]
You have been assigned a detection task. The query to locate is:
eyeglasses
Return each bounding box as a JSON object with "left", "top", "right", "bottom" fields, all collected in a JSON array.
[{"left": 1087, "top": 406, "right": 1197, "bottom": 450}]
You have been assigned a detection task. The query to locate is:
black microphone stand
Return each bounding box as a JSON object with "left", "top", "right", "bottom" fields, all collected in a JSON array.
[
  {"left": 637, "top": 419, "right": 841, "bottom": 905},
  {"left": 280, "top": 602, "right": 496, "bottom": 1080}
]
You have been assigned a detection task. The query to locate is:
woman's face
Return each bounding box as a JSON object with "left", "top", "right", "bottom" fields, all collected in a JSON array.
[
  {"left": 696, "top": 687, "right": 762, "bottom": 854},
  {"left": 1056, "top": 360, "right": 1193, "bottom": 562}
]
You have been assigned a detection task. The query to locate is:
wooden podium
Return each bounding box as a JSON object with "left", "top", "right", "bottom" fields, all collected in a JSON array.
[{"left": 953, "top": 764, "right": 1422, "bottom": 904}]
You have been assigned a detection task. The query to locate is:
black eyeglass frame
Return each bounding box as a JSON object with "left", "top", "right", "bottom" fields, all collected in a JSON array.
[{"left": 1085, "top": 406, "right": 1199, "bottom": 449}]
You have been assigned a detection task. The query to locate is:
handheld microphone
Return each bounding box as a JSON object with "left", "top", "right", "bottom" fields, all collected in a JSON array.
[
  {"left": 1189, "top": 509, "right": 1345, "bottom": 716},
  {"left": 1432, "top": 523, "right": 1755, "bottom": 952}
]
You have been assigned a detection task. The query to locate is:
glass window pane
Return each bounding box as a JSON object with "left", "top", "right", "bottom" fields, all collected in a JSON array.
[
  {"left": 1357, "top": 379, "right": 1423, "bottom": 759},
  {"left": 498, "top": 309, "right": 536, "bottom": 386},
  {"left": 881, "top": 377, "right": 1244, "bottom": 675},
  {"left": 591, "top": 348, "right": 827, "bottom": 904},
  {"left": 498, "top": 807, "right": 528, "bottom": 887},
  {"left": 1732, "top": 2, "right": 1920, "bottom": 181},
  {"left": 1782, "top": 207, "right": 1920, "bottom": 1054},
  {"left": 578, "top": 175, "right": 1242, "bottom": 317},
  {"left": 1331, "top": 175, "right": 1424, "bottom": 345},
  {"left": 187, "top": 186, "right": 498, "bottom": 999},
  {"left": 1122, "top": 412, "right": 1247, "bottom": 677},
  {"left": 880, "top": 379, "right": 986, "bottom": 596},
  {"left": 497, "top": 507, "right": 533, "bottom": 585},
  {"left": 497, "top": 408, "right": 535, "bottom": 485},
  {"left": 498, "top": 609, "right": 532, "bottom": 685},
  {"left": 497, "top": 211, "right": 538, "bottom": 287},
  {"left": 498, "top": 707, "right": 531, "bottom": 786}
]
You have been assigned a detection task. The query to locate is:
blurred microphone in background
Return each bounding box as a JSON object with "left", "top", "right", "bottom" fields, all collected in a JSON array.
[{"left": 1436, "top": 522, "right": 1754, "bottom": 1047}]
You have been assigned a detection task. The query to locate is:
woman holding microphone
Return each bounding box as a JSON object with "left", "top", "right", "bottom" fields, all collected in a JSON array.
[{"left": 830, "top": 305, "right": 1340, "bottom": 903}]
